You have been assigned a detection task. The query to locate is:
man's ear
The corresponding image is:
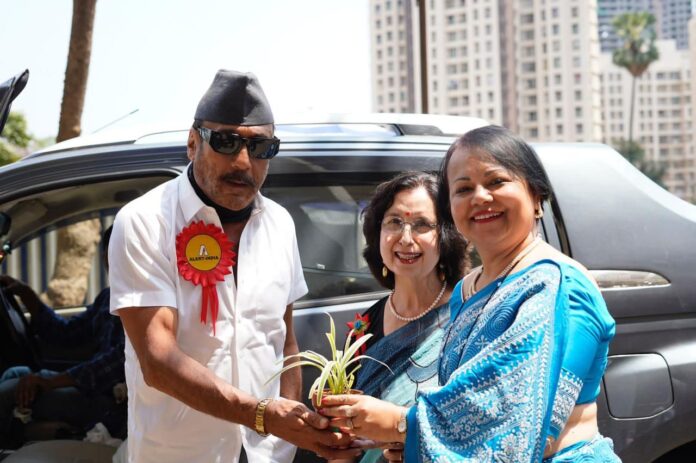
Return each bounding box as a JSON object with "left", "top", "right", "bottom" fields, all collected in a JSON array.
[{"left": 187, "top": 128, "right": 197, "bottom": 161}]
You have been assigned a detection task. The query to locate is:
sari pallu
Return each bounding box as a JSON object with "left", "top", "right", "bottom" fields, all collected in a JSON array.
[
  {"left": 355, "top": 302, "right": 449, "bottom": 463},
  {"left": 404, "top": 261, "right": 571, "bottom": 462}
]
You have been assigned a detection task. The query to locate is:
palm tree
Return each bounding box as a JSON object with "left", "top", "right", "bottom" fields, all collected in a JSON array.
[
  {"left": 612, "top": 12, "right": 659, "bottom": 145},
  {"left": 613, "top": 138, "right": 666, "bottom": 187},
  {"left": 46, "top": 0, "right": 101, "bottom": 307}
]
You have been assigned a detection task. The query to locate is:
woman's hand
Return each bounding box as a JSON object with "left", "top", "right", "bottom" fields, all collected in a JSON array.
[{"left": 319, "top": 394, "right": 406, "bottom": 444}]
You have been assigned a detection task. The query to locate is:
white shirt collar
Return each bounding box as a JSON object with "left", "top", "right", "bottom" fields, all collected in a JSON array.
[{"left": 178, "top": 164, "right": 264, "bottom": 223}]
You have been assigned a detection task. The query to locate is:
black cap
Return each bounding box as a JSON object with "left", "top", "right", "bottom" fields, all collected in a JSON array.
[{"left": 194, "top": 70, "right": 274, "bottom": 126}]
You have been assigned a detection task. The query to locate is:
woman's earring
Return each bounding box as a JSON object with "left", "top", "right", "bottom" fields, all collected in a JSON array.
[
  {"left": 439, "top": 264, "right": 446, "bottom": 282},
  {"left": 535, "top": 206, "right": 544, "bottom": 219},
  {"left": 382, "top": 266, "right": 388, "bottom": 278}
]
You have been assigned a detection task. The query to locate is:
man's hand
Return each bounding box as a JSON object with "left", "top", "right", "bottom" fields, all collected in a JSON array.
[
  {"left": 15, "top": 374, "right": 48, "bottom": 408},
  {"left": 0, "top": 275, "right": 42, "bottom": 316},
  {"left": 265, "top": 397, "right": 362, "bottom": 460},
  {"left": 15, "top": 373, "right": 75, "bottom": 408}
]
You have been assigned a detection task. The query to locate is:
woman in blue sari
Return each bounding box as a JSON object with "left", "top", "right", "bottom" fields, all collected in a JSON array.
[
  {"left": 340, "top": 172, "right": 466, "bottom": 463},
  {"left": 321, "top": 126, "right": 621, "bottom": 462}
]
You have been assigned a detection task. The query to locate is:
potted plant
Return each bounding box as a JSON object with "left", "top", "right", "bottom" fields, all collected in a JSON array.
[{"left": 267, "top": 312, "right": 390, "bottom": 407}]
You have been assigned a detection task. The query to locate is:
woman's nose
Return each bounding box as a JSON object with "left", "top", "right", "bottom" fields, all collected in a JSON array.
[{"left": 471, "top": 185, "right": 492, "bottom": 205}]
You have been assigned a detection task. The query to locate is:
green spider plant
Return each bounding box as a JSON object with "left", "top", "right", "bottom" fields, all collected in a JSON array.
[{"left": 266, "top": 312, "right": 391, "bottom": 406}]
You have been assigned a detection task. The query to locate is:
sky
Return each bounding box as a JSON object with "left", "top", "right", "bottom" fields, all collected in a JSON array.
[{"left": 2, "top": 0, "right": 372, "bottom": 139}]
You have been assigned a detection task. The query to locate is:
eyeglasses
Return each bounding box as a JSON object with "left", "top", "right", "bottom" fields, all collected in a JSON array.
[
  {"left": 381, "top": 217, "right": 437, "bottom": 235},
  {"left": 195, "top": 125, "right": 280, "bottom": 160}
]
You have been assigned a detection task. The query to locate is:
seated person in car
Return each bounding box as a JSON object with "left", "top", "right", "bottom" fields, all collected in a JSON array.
[{"left": 0, "top": 225, "right": 125, "bottom": 448}]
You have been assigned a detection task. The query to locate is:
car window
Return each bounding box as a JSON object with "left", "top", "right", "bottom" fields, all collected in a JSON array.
[
  {"left": 263, "top": 184, "right": 384, "bottom": 301},
  {"left": 1, "top": 216, "right": 113, "bottom": 311}
]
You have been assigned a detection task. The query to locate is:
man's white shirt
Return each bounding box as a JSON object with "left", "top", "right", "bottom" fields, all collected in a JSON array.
[{"left": 109, "top": 168, "right": 307, "bottom": 463}]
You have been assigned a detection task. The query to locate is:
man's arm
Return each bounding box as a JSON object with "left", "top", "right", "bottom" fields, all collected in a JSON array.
[
  {"left": 280, "top": 303, "right": 301, "bottom": 402},
  {"left": 119, "top": 305, "right": 358, "bottom": 459},
  {"left": 15, "top": 373, "right": 76, "bottom": 408},
  {"left": 120, "top": 305, "right": 259, "bottom": 426}
]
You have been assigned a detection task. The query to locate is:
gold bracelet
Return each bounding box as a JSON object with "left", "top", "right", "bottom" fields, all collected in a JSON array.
[{"left": 254, "top": 398, "right": 273, "bottom": 437}]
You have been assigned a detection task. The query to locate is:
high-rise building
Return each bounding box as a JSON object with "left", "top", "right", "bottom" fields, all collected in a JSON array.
[
  {"left": 369, "top": 0, "right": 603, "bottom": 143},
  {"left": 370, "top": 0, "right": 417, "bottom": 113},
  {"left": 600, "top": 40, "right": 695, "bottom": 201},
  {"left": 597, "top": 0, "right": 693, "bottom": 52}
]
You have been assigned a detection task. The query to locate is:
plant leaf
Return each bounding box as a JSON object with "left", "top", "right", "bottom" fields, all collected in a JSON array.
[
  {"left": 345, "top": 354, "right": 393, "bottom": 375},
  {"left": 315, "top": 360, "right": 336, "bottom": 404},
  {"left": 276, "top": 352, "right": 326, "bottom": 368},
  {"left": 325, "top": 312, "right": 338, "bottom": 361},
  {"left": 343, "top": 332, "right": 373, "bottom": 361},
  {"left": 264, "top": 360, "right": 324, "bottom": 385},
  {"left": 309, "top": 375, "right": 323, "bottom": 401},
  {"left": 344, "top": 328, "right": 355, "bottom": 353}
]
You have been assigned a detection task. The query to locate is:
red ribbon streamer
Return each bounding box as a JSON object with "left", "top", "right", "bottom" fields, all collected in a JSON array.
[{"left": 176, "top": 221, "right": 235, "bottom": 335}]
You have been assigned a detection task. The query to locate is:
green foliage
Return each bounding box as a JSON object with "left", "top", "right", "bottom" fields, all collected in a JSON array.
[
  {"left": 611, "top": 12, "right": 659, "bottom": 78},
  {"left": 266, "top": 313, "right": 391, "bottom": 404},
  {"left": 0, "top": 112, "right": 32, "bottom": 166},
  {"left": 0, "top": 113, "right": 53, "bottom": 166},
  {"left": 613, "top": 138, "right": 666, "bottom": 187}
]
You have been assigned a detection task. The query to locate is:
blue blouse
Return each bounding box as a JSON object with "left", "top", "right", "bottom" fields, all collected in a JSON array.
[
  {"left": 557, "top": 263, "right": 615, "bottom": 404},
  {"left": 403, "top": 260, "right": 616, "bottom": 462}
]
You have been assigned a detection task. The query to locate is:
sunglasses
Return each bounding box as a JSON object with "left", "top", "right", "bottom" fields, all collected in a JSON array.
[{"left": 194, "top": 125, "right": 280, "bottom": 159}]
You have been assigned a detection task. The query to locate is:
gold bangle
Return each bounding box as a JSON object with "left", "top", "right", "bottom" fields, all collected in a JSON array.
[{"left": 254, "top": 398, "right": 272, "bottom": 436}]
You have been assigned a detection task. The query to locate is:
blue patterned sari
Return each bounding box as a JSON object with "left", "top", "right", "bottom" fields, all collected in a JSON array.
[
  {"left": 355, "top": 301, "right": 449, "bottom": 463},
  {"left": 403, "top": 260, "right": 619, "bottom": 462}
]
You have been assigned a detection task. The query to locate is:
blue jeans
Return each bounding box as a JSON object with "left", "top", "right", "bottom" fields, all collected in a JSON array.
[{"left": 0, "top": 366, "right": 125, "bottom": 440}]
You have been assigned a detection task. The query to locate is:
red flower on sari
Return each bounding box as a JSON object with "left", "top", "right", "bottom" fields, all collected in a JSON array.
[{"left": 347, "top": 313, "right": 370, "bottom": 355}]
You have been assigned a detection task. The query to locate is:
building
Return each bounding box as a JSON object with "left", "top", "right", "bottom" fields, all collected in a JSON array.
[
  {"left": 597, "top": 0, "right": 693, "bottom": 52},
  {"left": 600, "top": 39, "right": 695, "bottom": 201},
  {"left": 369, "top": 0, "right": 603, "bottom": 143},
  {"left": 370, "top": 0, "right": 417, "bottom": 113}
]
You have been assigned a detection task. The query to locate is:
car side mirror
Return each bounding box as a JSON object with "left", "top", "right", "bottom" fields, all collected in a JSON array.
[{"left": 0, "top": 69, "right": 29, "bottom": 135}]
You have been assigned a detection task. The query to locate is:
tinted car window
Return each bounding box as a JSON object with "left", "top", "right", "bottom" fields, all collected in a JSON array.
[{"left": 264, "top": 184, "right": 383, "bottom": 300}]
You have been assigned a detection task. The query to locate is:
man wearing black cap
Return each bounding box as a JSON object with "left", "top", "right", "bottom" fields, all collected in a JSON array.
[{"left": 108, "top": 70, "right": 357, "bottom": 462}]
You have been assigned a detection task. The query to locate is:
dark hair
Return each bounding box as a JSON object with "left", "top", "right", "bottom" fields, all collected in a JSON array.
[
  {"left": 438, "top": 125, "right": 552, "bottom": 228},
  {"left": 362, "top": 171, "right": 467, "bottom": 290}
]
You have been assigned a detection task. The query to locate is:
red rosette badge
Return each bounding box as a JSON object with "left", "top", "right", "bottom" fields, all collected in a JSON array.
[{"left": 176, "top": 221, "right": 236, "bottom": 335}]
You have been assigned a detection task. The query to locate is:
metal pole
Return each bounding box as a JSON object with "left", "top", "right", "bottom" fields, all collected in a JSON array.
[{"left": 417, "top": 0, "right": 428, "bottom": 113}]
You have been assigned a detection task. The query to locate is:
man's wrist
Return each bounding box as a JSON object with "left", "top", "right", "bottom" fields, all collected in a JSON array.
[{"left": 254, "top": 398, "right": 273, "bottom": 436}]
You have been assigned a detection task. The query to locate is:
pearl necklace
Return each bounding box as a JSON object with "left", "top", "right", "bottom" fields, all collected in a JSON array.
[
  {"left": 388, "top": 280, "right": 447, "bottom": 322},
  {"left": 466, "top": 236, "right": 542, "bottom": 300}
]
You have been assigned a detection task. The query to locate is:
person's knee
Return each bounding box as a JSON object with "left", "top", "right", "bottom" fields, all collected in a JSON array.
[{"left": 0, "top": 365, "right": 32, "bottom": 382}]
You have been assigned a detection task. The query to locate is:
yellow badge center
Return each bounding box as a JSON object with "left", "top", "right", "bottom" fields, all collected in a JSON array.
[{"left": 185, "top": 234, "right": 222, "bottom": 271}]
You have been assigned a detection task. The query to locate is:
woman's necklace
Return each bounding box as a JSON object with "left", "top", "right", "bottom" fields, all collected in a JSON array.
[
  {"left": 388, "top": 280, "right": 447, "bottom": 322},
  {"left": 441, "top": 235, "right": 543, "bottom": 371},
  {"left": 466, "top": 236, "right": 542, "bottom": 300}
]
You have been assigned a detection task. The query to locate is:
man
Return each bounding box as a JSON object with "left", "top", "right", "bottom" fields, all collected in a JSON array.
[
  {"left": 0, "top": 225, "right": 125, "bottom": 447},
  {"left": 109, "top": 70, "right": 356, "bottom": 462}
]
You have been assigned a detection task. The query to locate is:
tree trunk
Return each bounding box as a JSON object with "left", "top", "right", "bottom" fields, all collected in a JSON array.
[
  {"left": 628, "top": 74, "right": 636, "bottom": 145},
  {"left": 56, "top": 0, "right": 97, "bottom": 143},
  {"left": 45, "top": 219, "right": 102, "bottom": 306},
  {"left": 45, "top": 0, "right": 99, "bottom": 307}
]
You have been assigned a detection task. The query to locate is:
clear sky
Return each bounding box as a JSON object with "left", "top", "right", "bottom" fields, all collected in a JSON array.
[{"left": 2, "top": 0, "right": 372, "bottom": 139}]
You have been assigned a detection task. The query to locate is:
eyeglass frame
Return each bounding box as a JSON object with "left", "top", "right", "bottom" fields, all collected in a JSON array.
[
  {"left": 193, "top": 122, "right": 281, "bottom": 160},
  {"left": 380, "top": 216, "right": 438, "bottom": 235}
]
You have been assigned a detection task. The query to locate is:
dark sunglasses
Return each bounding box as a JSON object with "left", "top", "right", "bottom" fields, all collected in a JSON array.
[{"left": 194, "top": 125, "right": 280, "bottom": 159}]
